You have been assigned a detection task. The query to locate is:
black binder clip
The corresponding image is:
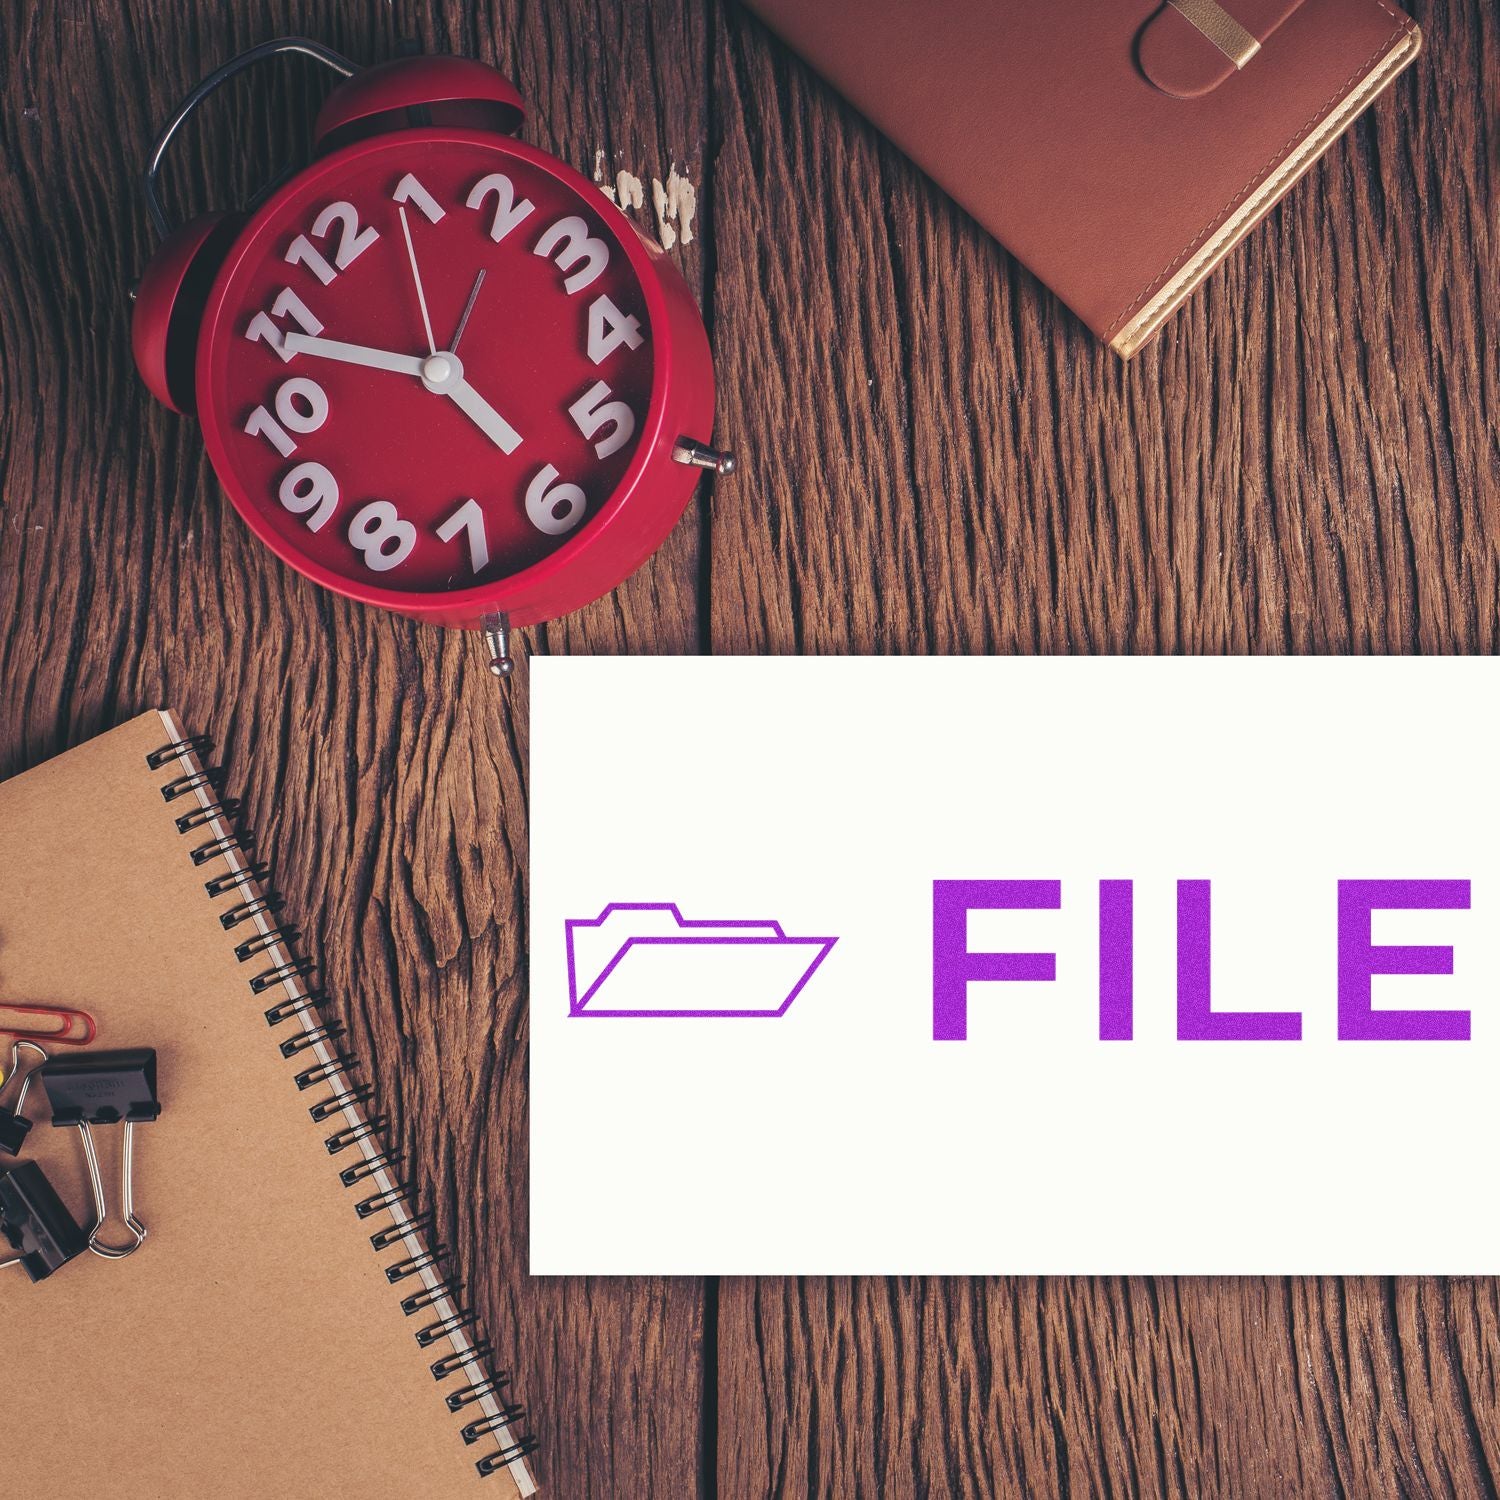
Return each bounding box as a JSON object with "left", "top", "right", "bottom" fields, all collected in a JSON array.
[
  {"left": 42, "top": 1048, "right": 161, "bottom": 1259},
  {"left": 0, "top": 1041, "right": 48, "bottom": 1155},
  {"left": 0, "top": 1162, "right": 88, "bottom": 1281}
]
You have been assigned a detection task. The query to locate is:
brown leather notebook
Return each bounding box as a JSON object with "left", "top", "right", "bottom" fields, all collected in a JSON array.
[
  {"left": 743, "top": 0, "right": 1420, "bottom": 354},
  {"left": 0, "top": 713, "right": 536, "bottom": 1497}
]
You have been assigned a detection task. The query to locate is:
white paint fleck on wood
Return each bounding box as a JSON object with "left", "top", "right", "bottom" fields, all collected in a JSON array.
[
  {"left": 593, "top": 150, "right": 697, "bottom": 252},
  {"left": 651, "top": 165, "right": 697, "bottom": 250}
]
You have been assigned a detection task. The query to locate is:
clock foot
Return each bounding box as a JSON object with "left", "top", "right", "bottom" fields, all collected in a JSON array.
[
  {"left": 481, "top": 611, "right": 516, "bottom": 680},
  {"left": 671, "top": 438, "right": 736, "bottom": 476}
]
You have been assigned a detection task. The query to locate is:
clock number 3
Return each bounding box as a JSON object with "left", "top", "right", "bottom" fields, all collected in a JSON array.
[
  {"left": 534, "top": 216, "right": 608, "bottom": 295},
  {"left": 568, "top": 381, "right": 636, "bottom": 460}
]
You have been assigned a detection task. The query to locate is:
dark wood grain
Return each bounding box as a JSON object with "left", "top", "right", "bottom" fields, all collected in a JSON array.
[{"left": 0, "top": 0, "right": 1496, "bottom": 1496}]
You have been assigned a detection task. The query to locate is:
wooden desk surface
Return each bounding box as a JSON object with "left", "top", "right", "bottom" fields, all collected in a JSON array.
[{"left": 2, "top": 2, "right": 1496, "bottom": 1494}]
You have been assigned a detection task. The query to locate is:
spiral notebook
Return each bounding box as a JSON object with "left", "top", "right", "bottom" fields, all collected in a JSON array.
[{"left": 0, "top": 711, "right": 536, "bottom": 1497}]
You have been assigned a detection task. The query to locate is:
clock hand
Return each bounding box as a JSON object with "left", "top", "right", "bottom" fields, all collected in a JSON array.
[
  {"left": 282, "top": 334, "right": 426, "bottom": 376},
  {"left": 284, "top": 335, "right": 521, "bottom": 451},
  {"left": 443, "top": 373, "right": 524, "bottom": 455},
  {"left": 397, "top": 203, "right": 438, "bottom": 356},
  {"left": 449, "top": 269, "right": 486, "bottom": 356},
  {"left": 414, "top": 348, "right": 522, "bottom": 454}
]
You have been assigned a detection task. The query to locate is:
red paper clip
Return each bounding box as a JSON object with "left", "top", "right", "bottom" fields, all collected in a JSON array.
[{"left": 0, "top": 1003, "right": 97, "bottom": 1047}]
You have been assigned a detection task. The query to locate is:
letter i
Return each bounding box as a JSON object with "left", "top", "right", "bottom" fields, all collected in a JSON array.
[{"left": 1099, "top": 880, "right": 1133, "bottom": 1040}]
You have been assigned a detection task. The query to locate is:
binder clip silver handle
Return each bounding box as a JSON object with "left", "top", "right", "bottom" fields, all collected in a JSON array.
[
  {"left": 0, "top": 1041, "right": 49, "bottom": 1156},
  {"left": 76, "top": 1118, "right": 148, "bottom": 1259}
]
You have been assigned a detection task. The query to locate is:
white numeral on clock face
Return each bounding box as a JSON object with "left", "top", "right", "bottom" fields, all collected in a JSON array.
[
  {"left": 278, "top": 461, "right": 340, "bottom": 532},
  {"left": 525, "top": 464, "right": 587, "bottom": 536},
  {"left": 586, "top": 293, "right": 644, "bottom": 365},
  {"left": 392, "top": 172, "right": 445, "bottom": 223},
  {"left": 436, "top": 497, "right": 490, "bottom": 573},
  {"left": 465, "top": 173, "right": 535, "bottom": 243},
  {"left": 568, "top": 380, "right": 636, "bottom": 460},
  {"left": 285, "top": 201, "right": 380, "bottom": 284},
  {"left": 348, "top": 500, "right": 417, "bottom": 572},
  {"left": 244, "top": 288, "right": 324, "bottom": 362},
  {"left": 535, "top": 216, "right": 609, "bottom": 294},
  {"left": 243, "top": 376, "right": 329, "bottom": 458}
]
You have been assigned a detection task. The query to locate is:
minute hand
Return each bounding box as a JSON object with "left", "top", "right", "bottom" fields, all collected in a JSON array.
[{"left": 283, "top": 335, "right": 426, "bottom": 376}]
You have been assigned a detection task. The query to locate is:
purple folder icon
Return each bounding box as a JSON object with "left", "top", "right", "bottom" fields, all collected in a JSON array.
[{"left": 566, "top": 903, "right": 837, "bottom": 1018}]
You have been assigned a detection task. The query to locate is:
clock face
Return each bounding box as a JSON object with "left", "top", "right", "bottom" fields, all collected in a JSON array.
[{"left": 197, "top": 132, "right": 659, "bottom": 604}]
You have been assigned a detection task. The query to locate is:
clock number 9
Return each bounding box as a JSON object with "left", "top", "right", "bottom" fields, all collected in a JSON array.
[
  {"left": 526, "top": 465, "right": 587, "bottom": 537},
  {"left": 278, "top": 461, "right": 339, "bottom": 533},
  {"left": 243, "top": 376, "right": 329, "bottom": 459},
  {"left": 348, "top": 500, "right": 417, "bottom": 573}
]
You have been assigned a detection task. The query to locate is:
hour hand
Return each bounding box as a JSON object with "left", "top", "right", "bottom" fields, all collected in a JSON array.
[
  {"left": 282, "top": 334, "right": 426, "bottom": 377},
  {"left": 444, "top": 376, "right": 524, "bottom": 456}
]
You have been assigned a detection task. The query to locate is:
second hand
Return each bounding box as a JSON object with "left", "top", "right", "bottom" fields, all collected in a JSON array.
[
  {"left": 397, "top": 203, "right": 438, "bottom": 356},
  {"left": 450, "top": 269, "right": 486, "bottom": 355}
]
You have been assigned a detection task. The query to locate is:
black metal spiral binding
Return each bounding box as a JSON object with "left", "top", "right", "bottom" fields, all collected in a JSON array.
[
  {"left": 221, "top": 891, "right": 280, "bottom": 929},
  {"left": 176, "top": 797, "right": 242, "bottom": 835},
  {"left": 282, "top": 1022, "right": 346, "bottom": 1059},
  {"left": 266, "top": 991, "right": 324, "bottom": 1027},
  {"left": 432, "top": 1341, "right": 492, "bottom": 1380},
  {"left": 447, "top": 1374, "right": 511, "bottom": 1413},
  {"left": 356, "top": 1182, "right": 414, "bottom": 1219},
  {"left": 294, "top": 1053, "right": 357, "bottom": 1090},
  {"left": 192, "top": 831, "right": 254, "bottom": 866},
  {"left": 249, "top": 957, "right": 315, "bottom": 994},
  {"left": 416, "top": 1311, "right": 480, "bottom": 1348},
  {"left": 205, "top": 862, "right": 269, "bottom": 899},
  {"left": 373, "top": 1210, "right": 435, "bottom": 1253},
  {"left": 386, "top": 1246, "right": 449, "bottom": 1284},
  {"left": 401, "top": 1276, "right": 464, "bottom": 1316},
  {"left": 146, "top": 732, "right": 535, "bottom": 1484},
  {"left": 308, "top": 1084, "right": 374, "bottom": 1123},
  {"left": 462, "top": 1406, "right": 527, "bottom": 1444},
  {"left": 146, "top": 735, "right": 212, "bottom": 770},
  {"left": 339, "top": 1148, "right": 402, "bottom": 1187},
  {"left": 235, "top": 925, "right": 300, "bottom": 962}
]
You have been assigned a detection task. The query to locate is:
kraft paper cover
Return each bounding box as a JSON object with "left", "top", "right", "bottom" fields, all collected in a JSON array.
[{"left": 0, "top": 711, "right": 529, "bottom": 1499}]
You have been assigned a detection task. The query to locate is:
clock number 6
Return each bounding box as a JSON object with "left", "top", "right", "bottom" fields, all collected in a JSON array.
[
  {"left": 568, "top": 381, "right": 636, "bottom": 460},
  {"left": 243, "top": 376, "right": 329, "bottom": 459},
  {"left": 348, "top": 500, "right": 417, "bottom": 573},
  {"left": 525, "top": 465, "right": 587, "bottom": 537}
]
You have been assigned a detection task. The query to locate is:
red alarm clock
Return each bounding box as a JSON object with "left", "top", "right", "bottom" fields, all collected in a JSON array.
[{"left": 132, "top": 39, "right": 732, "bottom": 675}]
